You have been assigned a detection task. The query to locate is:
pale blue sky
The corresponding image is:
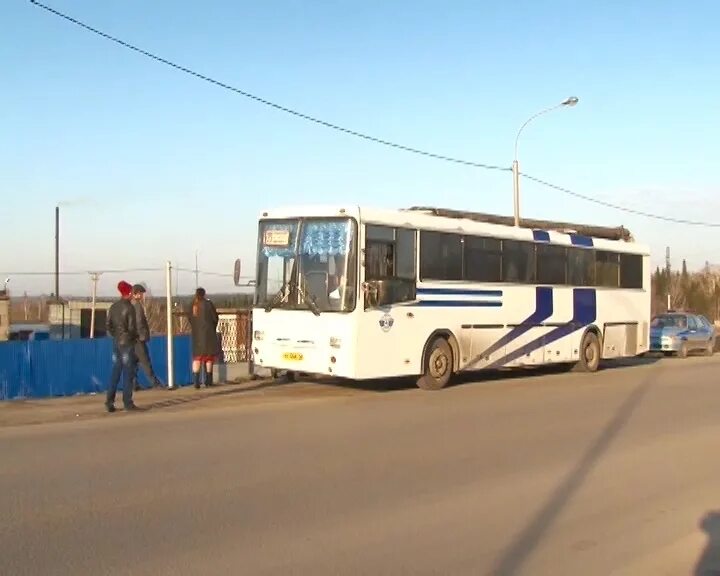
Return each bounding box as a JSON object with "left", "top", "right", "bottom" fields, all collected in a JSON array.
[{"left": 1, "top": 0, "right": 719, "bottom": 296}]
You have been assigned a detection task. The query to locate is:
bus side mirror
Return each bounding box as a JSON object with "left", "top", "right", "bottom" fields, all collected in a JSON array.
[{"left": 363, "top": 281, "right": 378, "bottom": 309}]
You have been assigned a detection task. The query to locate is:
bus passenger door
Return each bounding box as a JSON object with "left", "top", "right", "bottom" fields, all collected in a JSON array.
[{"left": 356, "top": 225, "right": 418, "bottom": 379}]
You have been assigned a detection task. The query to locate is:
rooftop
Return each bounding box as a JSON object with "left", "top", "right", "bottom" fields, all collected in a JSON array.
[{"left": 405, "top": 206, "right": 633, "bottom": 242}]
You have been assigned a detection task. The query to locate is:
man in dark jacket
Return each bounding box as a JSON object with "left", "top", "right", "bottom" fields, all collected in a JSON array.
[
  {"left": 130, "top": 284, "right": 164, "bottom": 390},
  {"left": 105, "top": 280, "right": 139, "bottom": 412}
]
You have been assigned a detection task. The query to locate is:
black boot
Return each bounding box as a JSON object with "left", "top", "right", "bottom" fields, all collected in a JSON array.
[
  {"left": 206, "top": 370, "right": 214, "bottom": 388},
  {"left": 193, "top": 372, "right": 201, "bottom": 389}
]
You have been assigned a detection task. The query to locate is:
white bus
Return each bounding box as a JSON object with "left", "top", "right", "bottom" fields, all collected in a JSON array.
[{"left": 251, "top": 205, "right": 650, "bottom": 390}]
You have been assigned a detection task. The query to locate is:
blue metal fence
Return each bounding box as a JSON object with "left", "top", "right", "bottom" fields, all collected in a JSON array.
[{"left": 0, "top": 335, "right": 193, "bottom": 400}]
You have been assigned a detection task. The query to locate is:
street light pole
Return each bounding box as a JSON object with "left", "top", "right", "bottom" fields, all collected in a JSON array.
[{"left": 512, "top": 96, "right": 579, "bottom": 227}]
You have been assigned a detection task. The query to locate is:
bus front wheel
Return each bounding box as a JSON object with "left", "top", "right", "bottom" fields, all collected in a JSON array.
[
  {"left": 417, "top": 337, "right": 454, "bottom": 391},
  {"left": 573, "top": 331, "right": 601, "bottom": 373}
]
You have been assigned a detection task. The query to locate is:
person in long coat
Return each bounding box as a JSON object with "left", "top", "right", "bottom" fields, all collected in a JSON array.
[{"left": 187, "top": 287, "right": 220, "bottom": 388}]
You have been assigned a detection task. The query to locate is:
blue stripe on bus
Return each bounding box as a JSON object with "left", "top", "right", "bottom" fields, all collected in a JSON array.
[
  {"left": 413, "top": 300, "right": 502, "bottom": 308},
  {"left": 532, "top": 230, "right": 550, "bottom": 242},
  {"left": 570, "top": 234, "right": 594, "bottom": 247},
  {"left": 485, "top": 288, "right": 597, "bottom": 369},
  {"left": 416, "top": 287, "right": 503, "bottom": 297},
  {"left": 467, "top": 287, "right": 554, "bottom": 367}
]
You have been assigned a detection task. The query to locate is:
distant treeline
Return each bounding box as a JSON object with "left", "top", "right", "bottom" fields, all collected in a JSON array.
[{"left": 652, "top": 261, "right": 720, "bottom": 321}]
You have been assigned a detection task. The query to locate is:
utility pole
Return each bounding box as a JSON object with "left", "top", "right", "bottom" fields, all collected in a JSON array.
[
  {"left": 23, "top": 291, "right": 28, "bottom": 321},
  {"left": 89, "top": 272, "right": 101, "bottom": 338},
  {"left": 512, "top": 160, "right": 521, "bottom": 227},
  {"left": 665, "top": 246, "right": 671, "bottom": 312},
  {"left": 54, "top": 205, "right": 60, "bottom": 301}
]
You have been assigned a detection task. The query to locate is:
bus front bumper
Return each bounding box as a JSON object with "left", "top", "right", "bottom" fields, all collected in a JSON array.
[{"left": 252, "top": 340, "right": 349, "bottom": 378}]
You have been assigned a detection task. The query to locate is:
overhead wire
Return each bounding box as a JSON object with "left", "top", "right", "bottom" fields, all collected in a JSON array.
[
  {"left": 28, "top": 0, "right": 508, "bottom": 172},
  {"left": 0, "top": 268, "right": 164, "bottom": 276},
  {"left": 520, "top": 172, "right": 720, "bottom": 227},
  {"left": 1, "top": 268, "right": 253, "bottom": 280},
  {"left": 28, "top": 1, "right": 720, "bottom": 228}
]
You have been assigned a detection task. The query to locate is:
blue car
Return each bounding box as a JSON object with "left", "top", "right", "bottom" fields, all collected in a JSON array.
[{"left": 650, "top": 312, "right": 716, "bottom": 358}]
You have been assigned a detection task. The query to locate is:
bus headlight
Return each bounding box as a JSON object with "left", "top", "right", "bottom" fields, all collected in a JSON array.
[
  {"left": 329, "top": 337, "right": 342, "bottom": 349},
  {"left": 254, "top": 330, "right": 265, "bottom": 341}
]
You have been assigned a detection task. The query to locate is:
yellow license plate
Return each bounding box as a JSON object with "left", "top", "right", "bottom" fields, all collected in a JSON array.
[{"left": 282, "top": 352, "right": 304, "bottom": 361}]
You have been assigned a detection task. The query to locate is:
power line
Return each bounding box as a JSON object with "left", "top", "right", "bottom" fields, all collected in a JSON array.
[
  {"left": 0, "top": 268, "right": 164, "bottom": 276},
  {"left": 1, "top": 268, "right": 253, "bottom": 279},
  {"left": 521, "top": 172, "right": 720, "bottom": 227},
  {"left": 28, "top": 0, "right": 509, "bottom": 173},
  {"left": 176, "top": 268, "right": 231, "bottom": 278},
  {"left": 28, "top": 1, "right": 720, "bottom": 228}
]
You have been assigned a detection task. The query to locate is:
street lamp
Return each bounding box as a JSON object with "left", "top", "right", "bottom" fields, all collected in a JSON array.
[{"left": 512, "top": 96, "right": 579, "bottom": 226}]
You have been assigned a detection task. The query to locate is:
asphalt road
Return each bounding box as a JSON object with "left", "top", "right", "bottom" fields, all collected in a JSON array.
[{"left": 2, "top": 356, "right": 720, "bottom": 575}]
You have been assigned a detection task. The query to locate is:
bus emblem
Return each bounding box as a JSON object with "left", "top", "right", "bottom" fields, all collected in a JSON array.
[{"left": 379, "top": 313, "right": 395, "bottom": 332}]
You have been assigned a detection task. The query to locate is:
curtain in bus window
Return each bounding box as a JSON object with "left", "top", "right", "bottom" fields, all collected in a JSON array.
[
  {"left": 366, "top": 242, "right": 394, "bottom": 279},
  {"left": 502, "top": 240, "right": 535, "bottom": 283},
  {"left": 301, "top": 222, "right": 349, "bottom": 256}
]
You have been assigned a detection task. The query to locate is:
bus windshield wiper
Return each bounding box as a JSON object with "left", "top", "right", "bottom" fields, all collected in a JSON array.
[
  {"left": 295, "top": 280, "right": 321, "bottom": 316},
  {"left": 264, "top": 284, "right": 288, "bottom": 313},
  {"left": 264, "top": 280, "right": 320, "bottom": 316}
]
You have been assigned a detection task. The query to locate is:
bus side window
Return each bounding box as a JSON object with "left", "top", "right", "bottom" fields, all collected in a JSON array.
[
  {"left": 395, "top": 228, "right": 416, "bottom": 280},
  {"left": 364, "top": 226, "right": 416, "bottom": 308},
  {"left": 365, "top": 241, "right": 394, "bottom": 279}
]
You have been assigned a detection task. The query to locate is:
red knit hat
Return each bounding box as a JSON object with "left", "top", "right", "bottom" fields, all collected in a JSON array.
[{"left": 117, "top": 281, "right": 132, "bottom": 297}]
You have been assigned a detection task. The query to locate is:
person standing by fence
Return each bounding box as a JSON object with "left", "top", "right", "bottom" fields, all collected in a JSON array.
[
  {"left": 105, "top": 281, "right": 139, "bottom": 412},
  {"left": 130, "top": 284, "right": 164, "bottom": 391},
  {"left": 187, "top": 287, "right": 219, "bottom": 389}
]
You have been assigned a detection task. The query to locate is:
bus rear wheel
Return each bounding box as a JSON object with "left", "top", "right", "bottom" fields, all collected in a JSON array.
[
  {"left": 573, "top": 331, "right": 601, "bottom": 373},
  {"left": 417, "top": 337, "right": 453, "bottom": 391}
]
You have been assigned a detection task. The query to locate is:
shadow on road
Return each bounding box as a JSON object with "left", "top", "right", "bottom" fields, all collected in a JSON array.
[
  {"left": 695, "top": 511, "right": 720, "bottom": 575},
  {"left": 310, "top": 354, "right": 663, "bottom": 394},
  {"left": 490, "top": 375, "right": 654, "bottom": 576},
  {"left": 141, "top": 379, "right": 289, "bottom": 411},
  {"left": 146, "top": 354, "right": 667, "bottom": 407}
]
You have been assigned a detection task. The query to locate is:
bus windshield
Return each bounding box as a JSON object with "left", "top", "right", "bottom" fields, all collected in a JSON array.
[{"left": 255, "top": 217, "right": 357, "bottom": 313}]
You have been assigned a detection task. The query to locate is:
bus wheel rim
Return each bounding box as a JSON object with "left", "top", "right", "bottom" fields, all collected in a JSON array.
[
  {"left": 429, "top": 348, "right": 449, "bottom": 379},
  {"left": 584, "top": 342, "right": 596, "bottom": 365}
]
